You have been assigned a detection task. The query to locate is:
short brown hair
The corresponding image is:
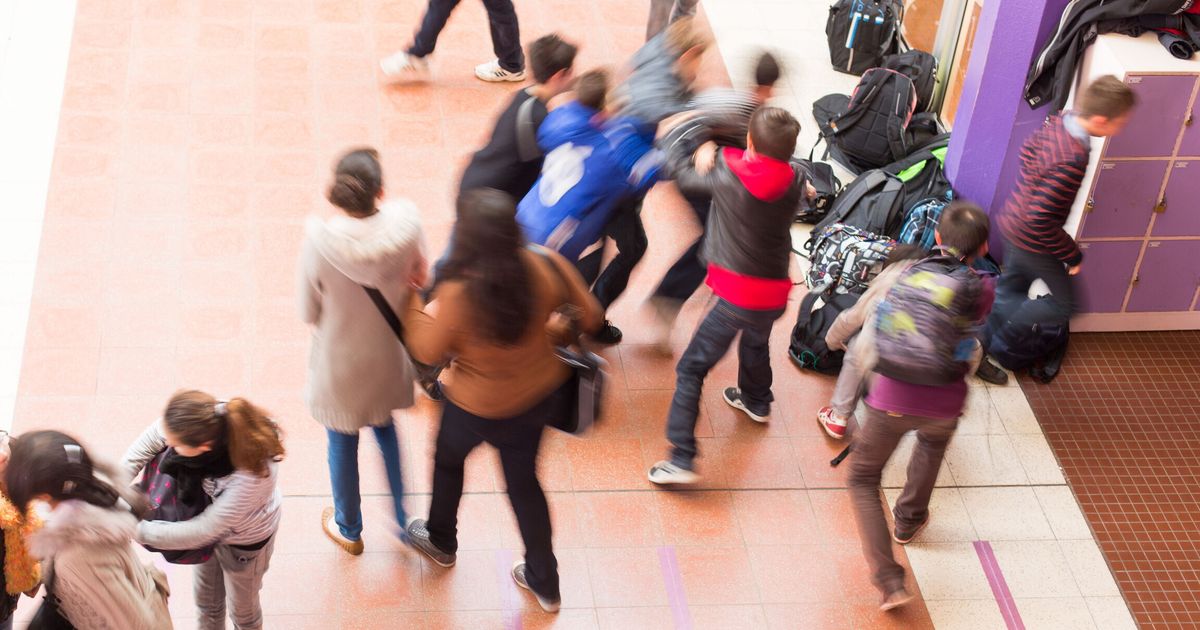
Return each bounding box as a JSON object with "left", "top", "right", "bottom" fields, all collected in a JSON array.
[
  {"left": 575, "top": 69, "right": 608, "bottom": 111},
  {"left": 749, "top": 107, "right": 800, "bottom": 161},
  {"left": 936, "top": 201, "right": 990, "bottom": 257},
  {"left": 528, "top": 34, "right": 577, "bottom": 84},
  {"left": 1078, "top": 75, "right": 1136, "bottom": 119},
  {"left": 666, "top": 17, "right": 711, "bottom": 56}
]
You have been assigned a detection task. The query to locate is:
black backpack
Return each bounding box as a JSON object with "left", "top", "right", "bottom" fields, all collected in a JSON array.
[
  {"left": 881, "top": 132, "right": 952, "bottom": 214},
  {"left": 826, "top": 0, "right": 904, "bottom": 75},
  {"left": 818, "top": 68, "right": 918, "bottom": 174},
  {"left": 988, "top": 295, "right": 1069, "bottom": 378},
  {"left": 788, "top": 290, "right": 861, "bottom": 375},
  {"left": 812, "top": 169, "right": 908, "bottom": 238},
  {"left": 883, "top": 49, "right": 938, "bottom": 112},
  {"left": 793, "top": 158, "right": 844, "bottom": 224}
]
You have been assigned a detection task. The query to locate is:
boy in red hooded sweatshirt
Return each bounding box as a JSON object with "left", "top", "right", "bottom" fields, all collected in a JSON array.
[{"left": 649, "top": 107, "right": 809, "bottom": 484}]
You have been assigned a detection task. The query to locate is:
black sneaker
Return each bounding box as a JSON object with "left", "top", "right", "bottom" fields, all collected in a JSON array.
[
  {"left": 892, "top": 516, "right": 929, "bottom": 545},
  {"left": 591, "top": 320, "right": 623, "bottom": 345},
  {"left": 511, "top": 562, "right": 561, "bottom": 613},
  {"left": 723, "top": 387, "right": 769, "bottom": 423},
  {"left": 975, "top": 358, "right": 1010, "bottom": 385},
  {"left": 404, "top": 518, "right": 456, "bottom": 567}
]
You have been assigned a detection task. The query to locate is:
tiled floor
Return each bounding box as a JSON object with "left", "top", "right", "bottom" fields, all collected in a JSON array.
[
  {"left": 1021, "top": 331, "right": 1200, "bottom": 630},
  {"left": 5, "top": 0, "right": 1141, "bottom": 628}
]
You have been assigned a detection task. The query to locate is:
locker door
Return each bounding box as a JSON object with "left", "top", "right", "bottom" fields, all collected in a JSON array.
[
  {"left": 1152, "top": 161, "right": 1200, "bottom": 237},
  {"left": 1075, "top": 241, "right": 1142, "bottom": 313},
  {"left": 1079, "top": 160, "right": 1169, "bottom": 239},
  {"left": 1105, "top": 74, "right": 1195, "bottom": 158},
  {"left": 1126, "top": 240, "right": 1200, "bottom": 313}
]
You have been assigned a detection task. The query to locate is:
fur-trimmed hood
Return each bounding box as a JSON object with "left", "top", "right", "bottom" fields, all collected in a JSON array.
[
  {"left": 30, "top": 501, "right": 137, "bottom": 559},
  {"left": 305, "top": 200, "right": 423, "bottom": 287}
]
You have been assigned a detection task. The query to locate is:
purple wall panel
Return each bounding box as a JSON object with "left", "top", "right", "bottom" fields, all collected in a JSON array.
[{"left": 1125, "top": 241, "right": 1200, "bottom": 312}]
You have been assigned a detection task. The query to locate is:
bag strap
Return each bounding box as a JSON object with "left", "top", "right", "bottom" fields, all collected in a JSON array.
[
  {"left": 515, "top": 90, "right": 541, "bottom": 163},
  {"left": 362, "top": 286, "right": 405, "bottom": 343},
  {"left": 795, "top": 289, "right": 825, "bottom": 330}
]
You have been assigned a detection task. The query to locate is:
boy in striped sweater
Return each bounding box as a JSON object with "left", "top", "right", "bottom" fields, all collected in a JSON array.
[{"left": 979, "top": 76, "right": 1135, "bottom": 383}]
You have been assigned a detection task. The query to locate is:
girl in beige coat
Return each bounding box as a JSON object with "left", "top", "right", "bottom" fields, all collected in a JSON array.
[{"left": 7, "top": 431, "right": 170, "bottom": 630}]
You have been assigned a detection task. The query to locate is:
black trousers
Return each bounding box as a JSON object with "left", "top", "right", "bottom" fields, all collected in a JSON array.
[
  {"left": 652, "top": 193, "right": 711, "bottom": 304},
  {"left": 985, "top": 241, "right": 1076, "bottom": 350},
  {"left": 426, "top": 384, "right": 566, "bottom": 600},
  {"left": 576, "top": 196, "right": 649, "bottom": 310},
  {"left": 408, "top": 0, "right": 525, "bottom": 72}
]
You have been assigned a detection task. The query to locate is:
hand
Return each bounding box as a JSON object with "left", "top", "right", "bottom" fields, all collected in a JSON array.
[
  {"left": 805, "top": 182, "right": 818, "bottom": 200},
  {"left": 1068, "top": 264, "right": 1082, "bottom": 276},
  {"left": 694, "top": 141, "right": 718, "bottom": 174}
]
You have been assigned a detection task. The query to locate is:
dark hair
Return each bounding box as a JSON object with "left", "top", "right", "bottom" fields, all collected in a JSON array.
[
  {"left": 164, "top": 390, "right": 285, "bottom": 477},
  {"left": 936, "top": 201, "right": 990, "bottom": 258},
  {"left": 442, "top": 189, "right": 534, "bottom": 346},
  {"left": 5, "top": 431, "right": 123, "bottom": 512},
  {"left": 576, "top": 69, "right": 609, "bottom": 111},
  {"left": 749, "top": 106, "right": 800, "bottom": 160},
  {"left": 529, "top": 34, "right": 578, "bottom": 84},
  {"left": 1078, "top": 75, "right": 1136, "bottom": 120},
  {"left": 754, "top": 52, "right": 781, "bottom": 88},
  {"left": 327, "top": 147, "right": 382, "bottom": 216},
  {"left": 885, "top": 244, "right": 926, "bottom": 266}
]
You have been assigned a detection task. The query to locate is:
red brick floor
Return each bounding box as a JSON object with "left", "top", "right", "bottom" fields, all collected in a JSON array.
[
  {"left": 1020, "top": 331, "right": 1200, "bottom": 630},
  {"left": 15, "top": 0, "right": 935, "bottom": 627}
]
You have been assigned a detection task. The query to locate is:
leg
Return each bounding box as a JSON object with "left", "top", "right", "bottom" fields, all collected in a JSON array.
[
  {"left": 408, "top": 0, "right": 464, "bottom": 58},
  {"left": 652, "top": 194, "right": 711, "bottom": 306},
  {"left": 592, "top": 197, "right": 649, "bottom": 310},
  {"left": 372, "top": 421, "right": 408, "bottom": 529},
  {"left": 829, "top": 335, "right": 867, "bottom": 418},
  {"left": 646, "top": 0, "right": 674, "bottom": 40},
  {"left": 481, "top": 0, "right": 524, "bottom": 72},
  {"left": 984, "top": 244, "right": 1039, "bottom": 348},
  {"left": 892, "top": 416, "right": 958, "bottom": 531},
  {"left": 574, "top": 240, "right": 606, "bottom": 289},
  {"left": 666, "top": 300, "right": 741, "bottom": 468},
  {"left": 670, "top": 0, "right": 701, "bottom": 22},
  {"left": 847, "top": 405, "right": 914, "bottom": 596},
  {"left": 326, "top": 429, "right": 363, "bottom": 541},
  {"left": 217, "top": 539, "right": 276, "bottom": 630},
  {"left": 735, "top": 306, "right": 784, "bottom": 414},
  {"left": 194, "top": 555, "right": 228, "bottom": 630},
  {"left": 426, "top": 401, "right": 485, "bottom": 554}
]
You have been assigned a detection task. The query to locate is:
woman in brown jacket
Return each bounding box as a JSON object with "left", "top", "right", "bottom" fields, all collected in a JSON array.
[{"left": 402, "top": 188, "right": 602, "bottom": 613}]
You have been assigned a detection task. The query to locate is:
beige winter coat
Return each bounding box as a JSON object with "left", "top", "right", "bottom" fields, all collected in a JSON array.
[
  {"left": 30, "top": 500, "right": 171, "bottom": 630},
  {"left": 299, "top": 200, "right": 425, "bottom": 433}
]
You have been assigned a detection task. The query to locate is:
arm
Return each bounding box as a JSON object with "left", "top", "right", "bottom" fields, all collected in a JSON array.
[
  {"left": 401, "top": 283, "right": 467, "bottom": 366},
  {"left": 120, "top": 422, "right": 166, "bottom": 480},
  {"left": 1027, "top": 158, "right": 1086, "bottom": 266},
  {"left": 824, "top": 265, "right": 900, "bottom": 350},
  {"left": 297, "top": 236, "right": 323, "bottom": 326},
  {"left": 135, "top": 470, "right": 275, "bottom": 550}
]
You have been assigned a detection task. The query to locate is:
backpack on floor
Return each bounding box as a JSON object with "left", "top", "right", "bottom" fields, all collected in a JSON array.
[
  {"left": 818, "top": 68, "right": 919, "bottom": 174},
  {"left": 805, "top": 223, "right": 896, "bottom": 295},
  {"left": 882, "top": 133, "right": 952, "bottom": 212},
  {"left": 812, "top": 169, "right": 908, "bottom": 238},
  {"left": 874, "top": 252, "right": 983, "bottom": 386},
  {"left": 789, "top": 290, "right": 862, "bottom": 375},
  {"left": 883, "top": 49, "right": 938, "bottom": 112},
  {"left": 988, "top": 295, "right": 1069, "bottom": 373},
  {"left": 898, "top": 194, "right": 951, "bottom": 251},
  {"left": 826, "top": 0, "right": 905, "bottom": 75},
  {"left": 794, "top": 158, "right": 844, "bottom": 224}
]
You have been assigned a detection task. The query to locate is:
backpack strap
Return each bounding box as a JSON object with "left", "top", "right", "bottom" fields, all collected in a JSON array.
[
  {"left": 515, "top": 90, "right": 542, "bottom": 163},
  {"left": 795, "top": 289, "right": 825, "bottom": 331},
  {"left": 829, "top": 70, "right": 891, "bottom": 135}
]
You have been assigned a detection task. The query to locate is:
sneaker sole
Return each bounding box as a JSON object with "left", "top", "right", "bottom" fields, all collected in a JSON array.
[
  {"left": 512, "top": 562, "right": 561, "bottom": 613},
  {"left": 476, "top": 73, "right": 526, "bottom": 82},
  {"left": 647, "top": 469, "right": 700, "bottom": 485},
  {"left": 880, "top": 591, "right": 914, "bottom": 612},
  {"left": 817, "top": 414, "right": 847, "bottom": 440},
  {"left": 405, "top": 518, "right": 457, "bottom": 568},
  {"left": 724, "top": 393, "right": 769, "bottom": 423},
  {"left": 321, "top": 508, "right": 364, "bottom": 556},
  {"left": 892, "top": 518, "right": 929, "bottom": 545}
]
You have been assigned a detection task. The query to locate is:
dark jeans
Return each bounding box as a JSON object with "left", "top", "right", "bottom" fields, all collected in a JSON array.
[
  {"left": 408, "top": 0, "right": 524, "bottom": 73},
  {"left": 652, "top": 193, "right": 711, "bottom": 306},
  {"left": 985, "top": 241, "right": 1076, "bottom": 349},
  {"left": 667, "top": 298, "right": 784, "bottom": 468},
  {"left": 426, "top": 384, "right": 567, "bottom": 600},
  {"left": 576, "top": 196, "right": 649, "bottom": 309},
  {"left": 849, "top": 404, "right": 957, "bottom": 596}
]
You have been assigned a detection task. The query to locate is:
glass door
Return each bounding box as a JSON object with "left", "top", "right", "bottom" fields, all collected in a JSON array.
[{"left": 928, "top": 0, "right": 984, "bottom": 127}]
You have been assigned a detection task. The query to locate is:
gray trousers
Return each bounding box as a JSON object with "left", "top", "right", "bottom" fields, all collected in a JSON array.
[
  {"left": 848, "top": 404, "right": 957, "bottom": 595},
  {"left": 647, "top": 0, "right": 700, "bottom": 40},
  {"left": 830, "top": 334, "right": 868, "bottom": 419},
  {"left": 195, "top": 537, "right": 276, "bottom": 630}
]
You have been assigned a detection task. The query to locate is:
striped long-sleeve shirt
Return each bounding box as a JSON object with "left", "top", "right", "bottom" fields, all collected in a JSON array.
[
  {"left": 688, "top": 88, "right": 763, "bottom": 149},
  {"left": 998, "top": 115, "right": 1089, "bottom": 266}
]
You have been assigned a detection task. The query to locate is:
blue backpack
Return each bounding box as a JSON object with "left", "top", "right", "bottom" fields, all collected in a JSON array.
[{"left": 898, "top": 193, "right": 951, "bottom": 251}]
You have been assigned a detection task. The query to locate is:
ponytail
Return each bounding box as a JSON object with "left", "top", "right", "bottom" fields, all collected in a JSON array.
[{"left": 224, "top": 398, "right": 285, "bottom": 477}]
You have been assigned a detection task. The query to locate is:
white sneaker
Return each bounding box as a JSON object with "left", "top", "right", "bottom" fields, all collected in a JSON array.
[
  {"left": 381, "top": 51, "right": 428, "bottom": 79},
  {"left": 648, "top": 461, "right": 700, "bottom": 485},
  {"left": 475, "top": 58, "right": 526, "bottom": 82}
]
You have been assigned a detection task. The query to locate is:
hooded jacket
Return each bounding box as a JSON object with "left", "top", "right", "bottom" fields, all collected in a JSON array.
[
  {"left": 674, "top": 147, "right": 805, "bottom": 310},
  {"left": 617, "top": 32, "right": 694, "bottom": 126},
  {"left": 31, "top": 500, "right": 171, "bottom": 630},
  {"left": 298, "top": 200, "right": 425, "bottom": 432},
  {"left": 517, "top": 101, "right": 663, "bottom": 260}
]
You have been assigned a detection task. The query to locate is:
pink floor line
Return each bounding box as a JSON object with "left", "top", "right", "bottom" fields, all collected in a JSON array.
[
  {"left": 658, "top": 545, "right": 693, "bottom": 630},
  {"left": 974, "top": 540, "right": 1025, "bottom": 630}
]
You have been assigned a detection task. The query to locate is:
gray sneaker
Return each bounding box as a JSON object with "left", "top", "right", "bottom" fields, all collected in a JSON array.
[
  {"left": 512, "top": 562, "right": 561, "bottom": 613},
  {"left": 405, "top": 518, "right": 456, "bottom": 567}
]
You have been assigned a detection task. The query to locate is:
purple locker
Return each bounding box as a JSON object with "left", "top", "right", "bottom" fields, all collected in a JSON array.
[
  {"left": 1125, "top": 240, "right": 1200, "bottom": 312},
  {"left": 1075, "top": 241, "right": 1142, "bottom": 313},
  {"left": 1179, "top": 88, "right": 1200, "bottom": 157},
  {"left": 1105, "top": 75, "right": 1195, "bottom": 158},
  {"left": 1079, "top": 160, "right": 1169, "bottom": 239},
  {"left": 1153, "top": 161, "right": 1200, "bottom": 237}
]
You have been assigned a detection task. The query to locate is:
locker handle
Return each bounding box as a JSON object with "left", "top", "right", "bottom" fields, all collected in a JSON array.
[
  {"left": 1154, "top": 198, "right": 1167, "bottom": 214},
  {"left": 1085, "top": 198, "right": 1095, "bottom": 213},
  {"left": 1187, "top": 114, "right": 1194, "bottom": 127},
  {"left": 1132, "top": 275, "right": 1140, "bottom": 286}
]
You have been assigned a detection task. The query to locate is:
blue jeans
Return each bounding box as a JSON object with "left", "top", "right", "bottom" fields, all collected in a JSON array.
[
  {"left": 407, "top": 0, "right": 524, "bottom": 72},
  {"left": 667, "top": 298, "right": 785, "bottom": 468},
  {"left": 327, "top": 423, "right": 407, "bottom": 541}
]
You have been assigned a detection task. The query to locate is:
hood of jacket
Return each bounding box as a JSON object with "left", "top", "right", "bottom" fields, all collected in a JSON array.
[
  {"left": 305, "top": 199, "right": 423, "bottom": 287},
  {"left": 30, "top": 500, "right": 137, "bottom": 559},
  {"left": 723, "top": 147, "right": 797, "bottom": 202}
]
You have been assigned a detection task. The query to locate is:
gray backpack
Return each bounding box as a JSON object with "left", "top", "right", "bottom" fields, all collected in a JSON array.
[{"left": 873, "top": 253, "right": 983, "bottom": 386}]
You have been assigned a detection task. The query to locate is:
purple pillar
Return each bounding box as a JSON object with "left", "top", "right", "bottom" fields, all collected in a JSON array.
[{"left": 944, "top": 0, "right": 1073, "bottom": 259}]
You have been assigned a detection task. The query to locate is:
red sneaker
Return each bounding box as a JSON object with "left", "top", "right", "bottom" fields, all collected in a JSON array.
[{"left": 817, "top": 406, "right": 848, "bottom": 439}]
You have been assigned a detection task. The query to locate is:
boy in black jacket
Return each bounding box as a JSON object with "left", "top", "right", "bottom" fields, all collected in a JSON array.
[{"left": 649, "top": 107, "right": 808, "bottom": 485}]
